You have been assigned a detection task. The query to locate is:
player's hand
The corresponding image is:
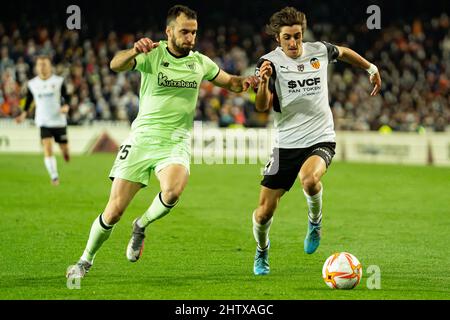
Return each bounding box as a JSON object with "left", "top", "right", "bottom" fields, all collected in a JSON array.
[
  {"left": 242, "top": 76, "right": 260, "bottom": 92},
  {"left": 60, "top": 104, "right": 70, "bottom": 114},
  {"left": 15, "top": 111, "right": 27, "bottom": 124},
  {"left": 370, "top": 71, "right": 381, "bottom": 96},
  {"left": 134, "top": 38, "right": 159, "bottom": 54},
  {"left": 258, "top": 61, "right": 273, "bottom": 84}
]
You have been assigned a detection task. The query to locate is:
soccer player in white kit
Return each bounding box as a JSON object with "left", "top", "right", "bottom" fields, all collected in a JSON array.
[
  {"left": 251, "top": 7, "right": 382, "bottom": 275},
  {"left": 16, "top": 56, "right": 71, "bottom": 186}
]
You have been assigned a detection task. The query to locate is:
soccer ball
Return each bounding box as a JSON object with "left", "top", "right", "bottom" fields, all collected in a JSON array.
[{"left": 322, "top": 252, "right": 362, "bottom": 289}]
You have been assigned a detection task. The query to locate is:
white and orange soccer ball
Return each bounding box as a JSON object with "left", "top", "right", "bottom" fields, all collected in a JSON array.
[{"left": 322, "top": 252, "right": 363, "bottom": 289}]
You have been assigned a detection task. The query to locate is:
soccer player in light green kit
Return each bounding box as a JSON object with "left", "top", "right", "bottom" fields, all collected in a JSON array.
[{"left": 66, "top": 5, "right": 259, "bottom": 279}]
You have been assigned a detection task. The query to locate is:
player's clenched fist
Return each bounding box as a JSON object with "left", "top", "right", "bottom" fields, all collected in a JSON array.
[
  {"left": 134, "top": 38, "right": 159, "bottom": 54},
  {"left": 258, "top": 61, "right": 273, "bottom": 83}
]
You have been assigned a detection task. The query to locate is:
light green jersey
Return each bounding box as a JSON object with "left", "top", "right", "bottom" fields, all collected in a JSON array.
[{"left": 132, "top": 40, "right": 220, "bottom": 143}]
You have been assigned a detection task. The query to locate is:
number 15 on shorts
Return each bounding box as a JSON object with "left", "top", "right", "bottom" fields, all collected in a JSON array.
[{"left": 119, "top": 145, "right": 131, "bottom": 160}]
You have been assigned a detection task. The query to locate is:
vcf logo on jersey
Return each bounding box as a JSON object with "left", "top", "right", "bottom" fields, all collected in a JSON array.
[{"left": 310, "top": 58, "right": 320, "bottom": 69}]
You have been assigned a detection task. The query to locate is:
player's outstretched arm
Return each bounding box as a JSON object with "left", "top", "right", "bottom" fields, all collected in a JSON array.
[
  {"left": 212, "top": 70, "right": 259, "bottom": 93},
  {"left": 336, "top": 46, "right": 381, "bottom": 96},
  {"left": 255, "top": 60, "right": 273, "bottom": 112},
  {"left": 110, "top": 38, "right": 159, "bottom": 72}
]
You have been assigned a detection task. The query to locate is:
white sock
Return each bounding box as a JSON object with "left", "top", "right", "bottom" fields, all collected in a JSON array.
[
  {"left": 252, "top": 211, "right": 273, "bottom": 250},
  {"left": 137, "top": 192, "right": 176, "bottom": 228},
  {"left": 80, "top": 214, "right": 114, "bottom": 264},
  {"left": 303, "top": 187, "right": 323, "bottom": 224},
  {"left": 44, "top": 156, "right": 58, "bottom": 180}
]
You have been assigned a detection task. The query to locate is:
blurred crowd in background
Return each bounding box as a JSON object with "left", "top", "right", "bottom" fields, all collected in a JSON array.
[{"left": 1, "top": 0, "right": 449, "bottom": 132}]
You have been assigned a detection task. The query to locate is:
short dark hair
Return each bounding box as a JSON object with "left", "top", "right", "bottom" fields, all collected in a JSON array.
[
  {"left": 166, "top": 5, "right": 197, "bottom": 26},
  {"left": 266, "top": 7, "right": 307, "bottom": 37}
]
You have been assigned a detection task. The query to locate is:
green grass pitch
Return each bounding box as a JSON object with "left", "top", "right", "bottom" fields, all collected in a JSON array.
[{"left": 0, "top": 153, "right": 449, "bottom": 300}]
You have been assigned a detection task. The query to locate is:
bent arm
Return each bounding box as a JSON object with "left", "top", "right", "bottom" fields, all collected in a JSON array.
[
  {"left": 15, "top": 89, "right": 33, "bottom": 123},
  {"left": 336, "top": 46, "right": 372, "bottom": 70},
  {"left": 212, "top": 70, "right": 247, "bottom": 93},
  {"left": 61, "top": 83, "right": 70, "bottom": 105},
  {"left": 110, "top": 48, "right": 138, "bottom": 73},
  {"left": 23, "top": 89, "right": 34, "bottom": 113},
  {"left": 336, "top": 46, "right": 381, "bottom": 96},
  {"left": 255, "top": 80, "right": 272, "bottom": 112}
]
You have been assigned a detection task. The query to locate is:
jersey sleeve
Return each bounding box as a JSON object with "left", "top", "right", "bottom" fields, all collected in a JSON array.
[
  {"left": 24, "top": 85, "right": 34, "bottom": 112},
  {"left": 61, "top": 83, "right": 70, "bottom": 105},
  {"left": 201, "top": 55, "right": 220, "bottom": 81},
  {"left": 255, "top": 58, "right": 276, "bottom": 93},
  {"left": 321, "top": 41, "right": 340, "bottom": 63},
  {"left": 134, "top": 49, "right": 159, "bottom": 74}
]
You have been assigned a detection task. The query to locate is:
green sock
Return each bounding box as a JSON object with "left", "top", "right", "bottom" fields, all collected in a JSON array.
[
  {"left": 137, "top": 192, "right": 176, "bottom": 228},
  {"left": 80, "top": 214, "right": 114, "bottom": 264}
]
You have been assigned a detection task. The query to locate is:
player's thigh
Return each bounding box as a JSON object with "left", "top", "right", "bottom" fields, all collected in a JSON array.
[
  {"left": 298, "top": 142, "right": 336, "bottom": 184},
  {"left": 157, "top": 164, "right": 189, "bottom": 196},
  {"left": 298, "top": 155, "right": 327, "bottom": 185}
]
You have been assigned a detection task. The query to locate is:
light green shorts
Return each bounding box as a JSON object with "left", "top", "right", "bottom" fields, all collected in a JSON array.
[{"left": 109, "top": 134, "right": 190, "bottom": 186}]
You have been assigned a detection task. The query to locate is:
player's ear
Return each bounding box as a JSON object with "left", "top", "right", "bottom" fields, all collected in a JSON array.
[
  {"left": 275, "top": 34, "right": 280, "bottom": 44},
  {"left": 165, "top": 26, "right": 172, "bottom": 38}
]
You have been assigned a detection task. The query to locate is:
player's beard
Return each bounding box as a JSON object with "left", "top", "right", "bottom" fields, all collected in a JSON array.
[{"left": 171, "top": 38, "right": 194, "bottom": 56}]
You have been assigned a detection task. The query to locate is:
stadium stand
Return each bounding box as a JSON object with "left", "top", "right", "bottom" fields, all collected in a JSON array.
[{"left": 0, "top": 0, "right": 449, "bottom": 131}]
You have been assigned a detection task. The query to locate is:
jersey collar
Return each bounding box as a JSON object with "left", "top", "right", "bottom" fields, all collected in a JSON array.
[{"left": 166, "top": 47, "right": 190, "bottom": 59}]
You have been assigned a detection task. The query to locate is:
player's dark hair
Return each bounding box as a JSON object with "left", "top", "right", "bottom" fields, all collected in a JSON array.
[
  {"left": 266, "top": 7, "right": 307, "bottom": 38},
  {"left": 166, "top": 5, "right": 197, "bottom": 25}
]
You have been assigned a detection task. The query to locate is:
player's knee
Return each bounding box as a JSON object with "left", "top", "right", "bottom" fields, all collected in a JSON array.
[{"left": 302, "top": 173, "right": 321, "bottom": 193}]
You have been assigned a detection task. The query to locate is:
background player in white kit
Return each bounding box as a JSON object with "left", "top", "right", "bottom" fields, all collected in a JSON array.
[
  {"left": 251, "top": 7, "right": 382, "bottom": 275},
  {"left": 16, "top": 56, "right": 71, "bottom": 186}
]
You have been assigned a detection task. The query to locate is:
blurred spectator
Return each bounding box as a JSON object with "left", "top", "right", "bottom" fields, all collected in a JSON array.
[{"left": 0, "top": 12, "right": 449, "bottom": 132}]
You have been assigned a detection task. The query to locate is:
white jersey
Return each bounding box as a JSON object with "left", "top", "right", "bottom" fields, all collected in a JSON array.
[
  {"left": 27, "top": 75, "right": 67, "bottom": 128},
  {"left": 256, "top": 42, "right": 338, "bottom": 148}
]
